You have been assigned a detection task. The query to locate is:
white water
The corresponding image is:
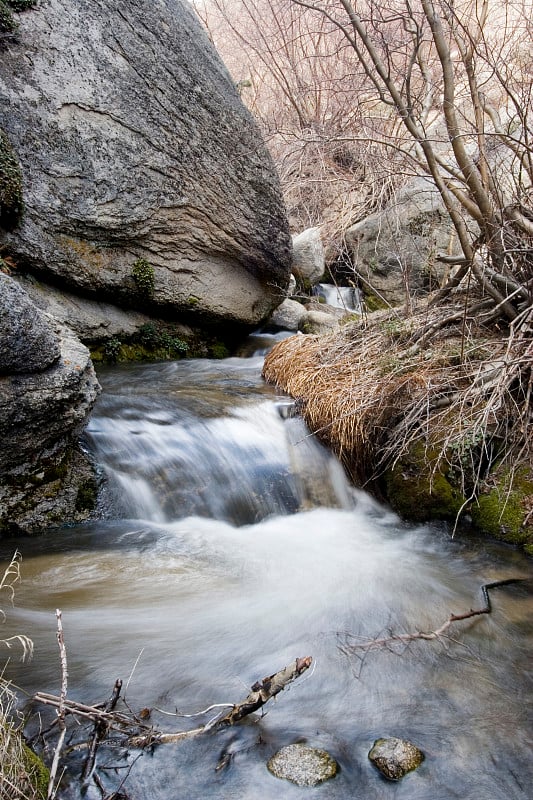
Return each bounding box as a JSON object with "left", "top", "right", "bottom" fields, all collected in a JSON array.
[
  {"left": 1, "top": 342, "right": 532, "bottom": 800},
  {"left": 315, "top": 283, "right": 360, "bottom": 312}
]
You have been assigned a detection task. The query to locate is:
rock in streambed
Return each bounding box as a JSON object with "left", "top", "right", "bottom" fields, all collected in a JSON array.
[{"left": 267, "top": 743, "right": 338, "bottom": 786}]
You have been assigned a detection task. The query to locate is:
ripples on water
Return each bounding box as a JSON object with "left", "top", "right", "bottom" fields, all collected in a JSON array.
[{"left": 1, "top": 337, "right": 532, "bottom": 800}]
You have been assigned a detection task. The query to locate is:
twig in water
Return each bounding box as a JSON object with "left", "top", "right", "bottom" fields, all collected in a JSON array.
[
  {"left": 338, "top": 579, "right": 525, "bottom": 658},
  {"left": 124, "top": 648, "right": 144, "bottom": 696},
  {"left": 81, "top": 678, "right": 123, "bottom": 787},
  {"left": 47, "top": 609, "right": 68, "bottom": 800}
]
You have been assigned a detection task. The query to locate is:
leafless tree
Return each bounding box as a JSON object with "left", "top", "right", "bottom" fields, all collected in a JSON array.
[
  {"left": 283, "top": 0, "right": 533, "bottom": 323},
  {"left": 194, "top": 0, "right": 407, "bottom": 252}
]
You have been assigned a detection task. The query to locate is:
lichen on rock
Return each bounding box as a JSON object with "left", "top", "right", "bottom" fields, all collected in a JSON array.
[
  {"left": 368, "top": 736, "right": 424, "bottom": 781},
  {"left": 0, "top": 273, "right": 61, "bottom": 373},
  {"left": 267, "top": 743, "right": 338, "bottom": 786}
]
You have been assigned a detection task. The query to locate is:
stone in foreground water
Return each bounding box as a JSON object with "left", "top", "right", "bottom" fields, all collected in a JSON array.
[
  {"left": 267, "top": 744, "right": 338, "bottom": 786},
  {"left": 368, "top": 737, "right": 424, "bottom": 780}
]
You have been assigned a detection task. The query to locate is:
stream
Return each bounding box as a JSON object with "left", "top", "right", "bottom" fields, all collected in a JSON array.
[{"left": 1, "top": 332, "right": 532, "bottom": 799}]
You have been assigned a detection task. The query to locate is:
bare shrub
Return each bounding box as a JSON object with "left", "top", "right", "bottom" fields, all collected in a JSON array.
[{"left": 194, "top": 0, "right": 411, "bottom": 257}]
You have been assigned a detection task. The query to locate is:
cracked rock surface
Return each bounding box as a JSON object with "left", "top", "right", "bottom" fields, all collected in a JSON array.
[
  {"left": 0, "top": 0, "right": 291, "bottom": 326},
  {"left": 0, "top": 275, "right": 100, "bottom": 534}
]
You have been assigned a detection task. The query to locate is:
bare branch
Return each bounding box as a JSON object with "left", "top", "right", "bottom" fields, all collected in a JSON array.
[
  {"left": 47, "top": 610, "right": 68, "bottom": 800},
  {"left": 338, "top": 579, "right": 525, "bottom": 656}
]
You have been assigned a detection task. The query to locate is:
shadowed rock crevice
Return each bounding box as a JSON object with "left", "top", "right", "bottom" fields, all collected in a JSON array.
[{"left": 0, "top": 274, "right": 100, "bottom": 535}]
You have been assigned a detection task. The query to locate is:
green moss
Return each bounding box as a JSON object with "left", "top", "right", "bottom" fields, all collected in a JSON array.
[
  {"left": 471, "top": 467, "right": 533, "bottom": 548},
  {"left": 22, "top": 742, "right": 50, "bottom": 799},
  {"left": 384, "top": 441, "right": 466, "bottom": 522},
  {"left": 104, "top": 337, "right": 122, "bottom": 362},
  {"left": 187, "top": 295, "right": 200, "bottom": 306},
  {"left": 75, "top": 478, "right": 97, "bottom": 513},
  {"left": 0, "top": 1, "right": 37, "bottom": 34},
  {"left": 296, "top": 276, "right": 313, "bottom": 293},
  {"left": 209, "top": 341, "right": 230, "bottom": 359},
  {"left": 363, "top": 293, "right": 388, "bottom": 312},
  {"left": 138, "top": 322, "right": 188, "bottom": 356},
  {"left": 8, "top": 0, "right": 38, "bottom": 10},
  {"left": 0, "top": 1, "right": 16, "bottom": 33},
  {"left": 93, "top": 325, "right": 190, "bottom": 364},
  {"left": 132, "top": 258, "right": 155, "bottom": 298},
  {"left": 0, "top": 129, "right": 24, "bottom": 228}
]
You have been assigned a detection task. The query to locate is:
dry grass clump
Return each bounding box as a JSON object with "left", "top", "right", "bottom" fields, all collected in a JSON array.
[
  {"left": 0, "top": 679, "right": 45, "bottom": 800},
  {"left": 0, "top": 553, "right": 41, "bottom": 800},
  {"left": 263, "top": 300, "right": 533, "bottom": 501}
]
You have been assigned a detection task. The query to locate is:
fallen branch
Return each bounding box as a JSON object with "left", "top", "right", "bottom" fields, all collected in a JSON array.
[
  {"left": 81, "top": 678, "right": 123, "bottom": 787},
  {"left": 47, "top": 610, "right": 68, "bottom": 800},
  {"left": 34, "top": 656, "right": 313, "bottom": 756},
  {"left": 338, "top": 580, "right": 524, "bottom": 656},
  {"left": 128, "top": 656, "right": 313, "bottom": 747}
]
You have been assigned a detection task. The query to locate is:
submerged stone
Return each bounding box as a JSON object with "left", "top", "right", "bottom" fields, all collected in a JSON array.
[
  {"left": 368, "top": 737, "right": 424, "bottom": 780},
  {"left": 267, "top": 744, "right": 337, "bottom": 786}
]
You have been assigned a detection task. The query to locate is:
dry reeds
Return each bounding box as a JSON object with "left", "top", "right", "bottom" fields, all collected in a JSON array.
[
  {"left": 0, "top": 553, "right": 41, "bottom": 800},
  {"left": 263, "top": 300, "right": 533, "bottom": 504},
  {"left": 0, "top": 679, "right": 45, "bottom": 800}
]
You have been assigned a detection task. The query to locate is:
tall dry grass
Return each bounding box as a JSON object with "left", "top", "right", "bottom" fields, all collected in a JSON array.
[
  {"left": 0, "top": 552, "right": 42, "bottom": 800},
  {"left": 263, "top": 298, "right": 533, "bottom": 503}
]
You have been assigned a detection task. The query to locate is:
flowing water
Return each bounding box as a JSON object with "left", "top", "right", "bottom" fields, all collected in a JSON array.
[
  {"left": 1, "top": 333, "right": 532, "bottom": 800},
  {"left": 315, "top": 283, "right": 360, "bottom": 312}
]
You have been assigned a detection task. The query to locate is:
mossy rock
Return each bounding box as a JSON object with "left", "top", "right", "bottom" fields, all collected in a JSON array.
[
  {"left": 92, "top": 325, "right": 191, "bottom": 364},
  {"left": 471, "top": 466, "right": 533, "bottom": 551},
  {"left": 363, "top": 292, "right": 388, "bottom": 312},
  {"left": 0, "top": 1, "right": 37, "bottom": 39},
  {"left": 0, "top": 0, "right": 16, "bottom": 33},
  {"left": 131, "top": 258, "right": 155, "bottom": 298},
  {"left": 384, "top": 441, "right": 466, "bottom": 523},
  {"left": 9, "top": 0, "right": 38, "bottom": 11},
  {"left": 0, "top": 128, "right": 24, "bottom": 227},
  {"left": 208, "top": 341, "right": 230, "bottom": 359},
  {"left": 22, "top": 742, "right": 50, "bottom": 799}
]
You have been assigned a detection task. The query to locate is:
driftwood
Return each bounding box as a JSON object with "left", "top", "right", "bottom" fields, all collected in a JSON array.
[
  {"left": 338, "top": 579, "right": 524, "bottom": 659},
  {"left": 34, "top": 656, "right": 313, "bottom": 753},
  {"left": 128, "top": 655, "right": 313, "bottom": 747}
]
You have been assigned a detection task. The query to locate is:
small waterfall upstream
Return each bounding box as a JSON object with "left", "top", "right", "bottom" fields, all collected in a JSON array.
[{"left": 1, "top": 335, "right": 532, "bottom": 800}]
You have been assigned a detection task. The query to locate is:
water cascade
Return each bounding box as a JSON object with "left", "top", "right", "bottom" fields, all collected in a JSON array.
[
  {"left": 1, "top": 336, "right": 531, "bottom": 799},
  {"left": 314, "top": 283, "right": 360, "bottom": 312}
]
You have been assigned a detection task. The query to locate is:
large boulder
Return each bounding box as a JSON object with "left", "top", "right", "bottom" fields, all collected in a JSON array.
[
  {"left": 346, "top": 177, "right": 461, "bottom": 307},
  {"left": 0, "top": 273, "right": 61, "bottom": 373},
  {"left": 0, "top": 275, "right": 100, "bottom": 535},
  {"left": 0, "top": 0, "right": 291, "bottom": 327},
  {"left": 266, "top": 298, "right": 307, "bottom": 332},
  {"left": 292, "top": 227, "right": 325, "bottom": 287}
]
